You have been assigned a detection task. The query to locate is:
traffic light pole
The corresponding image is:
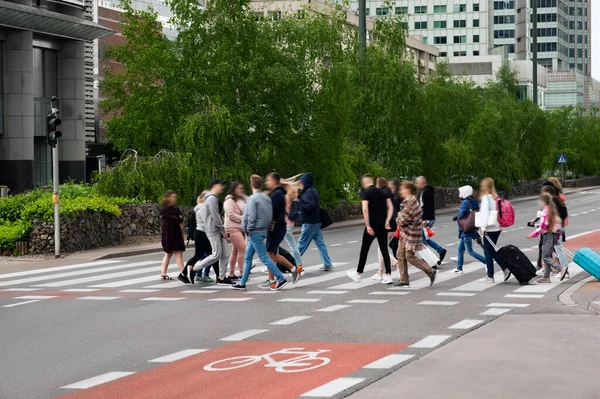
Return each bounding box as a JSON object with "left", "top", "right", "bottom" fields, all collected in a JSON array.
[{"left": 52, "top": 145, "right": 60, "bottom": 258}]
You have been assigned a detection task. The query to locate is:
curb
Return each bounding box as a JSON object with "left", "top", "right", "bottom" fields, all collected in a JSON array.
[{"left": 558, "top": 274, "right": 600, "bottom": 314}]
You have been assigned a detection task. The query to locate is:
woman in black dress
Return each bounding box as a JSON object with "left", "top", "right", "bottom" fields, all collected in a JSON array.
[{"left": 160, "top": 190, "right": 186, "bottom": 281}]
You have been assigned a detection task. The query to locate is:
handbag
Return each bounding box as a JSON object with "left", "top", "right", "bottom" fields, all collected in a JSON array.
[
  {"left": 424, "top": 227, "right": 435, "bottom": 237},
  {"left": 458, "top": 211, "right": 476, "bottom": 233},
  {"left": 394, "top": 226, "right": 400, "bottom": 239},
  {"left": 417, "top": 246, "right": 439, "bottom": 267},
  {"left": 319, "top": 208, "right": 333, "bottom": 229}
]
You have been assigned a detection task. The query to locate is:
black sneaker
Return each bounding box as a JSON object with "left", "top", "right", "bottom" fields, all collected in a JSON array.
[
  {"left": 438, "top": 249, "right": 447, "bottom": 265},
  {"left": 429, "top": 269, "right": 438, "bottom": 286},
  {"left": 187, "top": 265, "right": 196, "bottom": 285},
  {"left": 270, "top": 279, "right": 288, "bottom": 291},
  {"left": 217, "top": 276, "right": 234, "bottom": 285},
  {"left": 230, "top": 283, "right": 246, "bottom": 291},
  {"left": 291, "top": 267, "right": 301, "bottom": 284},
  {"left": 178, "top": 273, "right": 190, "bottom": 284},
  {"left": 228, "top": 275, "right": 240, "bottom": 280},
  {"left": 432, "top": 265, "right": 439, "bottom": 270}
]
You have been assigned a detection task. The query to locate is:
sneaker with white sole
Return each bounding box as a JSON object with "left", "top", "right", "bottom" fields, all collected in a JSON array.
[
  {"left": 381, "top": 275, "right": 393, "bottom": 284},
  {"left": 479, "top": 276, "right": 495, "bottom": 283},
  {"left": 452, "top": 268, "right": 463, "bottom": 274},
  {"left": 319, "top": 265, "right": 333, "bottom": 272},
  {"left": 258, "top": 279, "right": 275, "bottom": 289},
  {"left": 270, "top": 279, "right": 288, "bottom": 291},
  {"left": 347, "top": 270, "right": 361, "bottom": 283},
  {"left": 371, "top": 273, "right": 383, "bottom": 281}
]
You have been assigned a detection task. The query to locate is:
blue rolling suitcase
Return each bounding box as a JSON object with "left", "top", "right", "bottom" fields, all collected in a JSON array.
[{"left": 572, "top": 248, "right": 600, "bottom": 280}]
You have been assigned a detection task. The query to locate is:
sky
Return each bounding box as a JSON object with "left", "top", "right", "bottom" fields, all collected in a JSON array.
[{"left": 593, "top": 5, "right": 600, "bottom": 80}]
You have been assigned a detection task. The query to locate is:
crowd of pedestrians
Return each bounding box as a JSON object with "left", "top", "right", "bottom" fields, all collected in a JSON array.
[{"left": 159, "top": 173, "right": 570, "bottom": 290}]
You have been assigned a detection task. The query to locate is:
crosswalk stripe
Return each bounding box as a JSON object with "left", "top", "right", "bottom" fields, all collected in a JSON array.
[
  {"left": 363, "top": 354, "right": 414, "bottom": 369},
  {"left": 0, "top": 261, "right": 155, "bottom": 288},
  {"left": 448, "top": 319, "right": 484, "bottom": 329},
  {"left": 410, "top": 335, "right": 451, "bottom": 348},
  {"left": 347, "top": 299, "right": 388, "bottom": 304},
  {"left": 292, "top": 263, "right": 357, "bottom": 288},
  {"left": 0, "top": 260, "right": 122, "bottom": 280},
  {"left": 481, "top": 308, "right": 511, "bottom": 316},
  {"left": 278, "top": 298, "right": 321, "bottom": 303},
  {"left": 61, "top": 372, "right": 135, "bottom": 389},
  {"left": 270, "top": 316, "right": 312, "bottom": 325},
  {"left": 3, "top": 300, "right": 41, "bottom": 308},
  {"left": 487, "top": 303, "right": 529, "bottom": 308},
  {"left": 451, "top": 270, "right": 504, "bottom": 291},
  {"left": 33, "top": 263, "right": 161, "bottom": 288},
  {"left": 220, "top": 329, "right": 268, "bottom": 341},
  {"left": 513, "top": 264, "right": 582, "bottom": 293},
  {"left": 148, "top": 349, "right": 208, "bottom": 363},
  {"left": 393, "top": 262, "right": 482, "bottom": 291},
  {"left": 77, "top": 296, "right": 121, "bottom": 301},
  {"left": 89, "top": 266, "right": 181, "bottom": 288}
]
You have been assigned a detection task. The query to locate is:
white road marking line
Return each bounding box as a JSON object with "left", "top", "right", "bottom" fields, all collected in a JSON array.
[
  {"left": 326, "top": 264, "right": 382, "bottom": 290},
  {"left": 418, "top": 301, "right": 458, "bottom": 306},
  {"left": 77, "top": 296, "right": 121, "bottom": 301},
  {"left": 441, "top": 225, "right": 450, "bottom": 228},
  {"left": 144, "top": 281, "right": 189, "bottom": 289},
  {"left": 148, "top": 349, "right": 208, "bottom": 363},
  {"left": 278, "top": 298, "right": 321, "bottom": 303},
  {"left": 180, "top": 290, "right": 218, "bottom": 294},
  {"left": 451, "top": 270, "right": 504, "bottom": 291},
  {"left": 89, "top": 267, "right": 180, "bottom": 288},
  {"left": 505, "top": 294, "right": 544, "bottom": 299},
  {"left": 315, "top": 304, "right": 352, "bottom": 312},
  {"left": 307, "top": 290, "right": 348, "bottom": 295},
  {"left": 481, "top": 308, "right": 512, "bottom": 316},
  {"left": 61, "top": 372, "right": 135, "bottom": 389},
  {"left": 330, "top": 244, "right": 342, "bottom": 247},
  {"left": 270, "top": 316, "right": 313, "bottom": 325},
  {"left": 448, "top": 319, "right": 484, "bottom": 330},
  {"left": 301, "top": 377, "right": 365, "bottom": 397},
  {"left": 246, "top": 291, "right": 278, "bottom": 295},
  {"left": 513, "top": 264, "right": 583, "bottom": 293},
  {"left": 14, "top": 295, "right": 57, "bottom": 300},
  {"left": 119, "top": 289, "right": 160, "bottom": 293},
  {"left": 293, "top": 263, "right": 357, "bottom": 288},
  {"left": 0, "top": 260, "right": 122, "bottom": 280},
  {"left": 363, "top": 354, "right": 414, "bottom": 369},
  {"left": 140, "top": 297, "right": 184, "bottom": 301},
  {"left": 34, "top": 263, "right": 162, "bottom": 288},
  {"left": 61, "top": 288, "right": 100, "bottom": 292},
  {"left": 207, "top": 298, "right": 252, "bottom": 302},
  {"left": 369, "top": 291, "right": 410, "bottom": 296},
  {"left": 2, "top": 300, "right": 41, "bottom": 308},
  {"left": 571, "top": 213, "right": 580, "bottom": 216},
  {"left": 487, "top": 303, "right": 530, "bottom": 308},
  {"left": 437, "top": 292, "right": 476, "bottom": 297},
  {"left": 2, "top": 288, "right": 41, "bottom": 292},
  {"left": 410, "top": 335, "right": 451, "bottom": 348},
  {"left": 220, "top": 329, "right": 269, "bottom": 341},
  {"left": 394, "top": 262, "right": 483, "bottom": 291},
  {"left": 346, "top": 241, "right": 359, "bottom": 244},
  {"left": 347, "top": 299, "right": 388, "bottom": 304},
  {"left": 445, "top": 242, "right": 456, "bottom": 247},
  {"left": 0, "top": 261, "right": 155, "bottom": 288},
  {"left": 581, "top": 211, "right": 589, "bottom": 214}
]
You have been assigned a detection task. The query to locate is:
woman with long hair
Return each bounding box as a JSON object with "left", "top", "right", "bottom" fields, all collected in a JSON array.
[
  {"left": 185, "top": 191, "right": 218, "bottom": 282},
  {"left": 478, "top": 178, "right": 510, "bottom": 283},
  {"left": 282, "top": 176, "right": 303, "bottom": 273},
  {"left": 224, "top": 181, "right": 247, "bottom": 279},
  {"left": 160, "top": 190, "right": 186, "bottom": 282}
]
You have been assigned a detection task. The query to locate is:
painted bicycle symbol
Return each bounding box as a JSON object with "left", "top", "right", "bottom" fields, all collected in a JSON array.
[{"left": 203, "top": 347, "right": 331, "bottom": 373}]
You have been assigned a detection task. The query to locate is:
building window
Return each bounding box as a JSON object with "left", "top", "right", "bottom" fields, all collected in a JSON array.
[
  {"left": 494, "top": 1, "right": 514, "bottom": 10},
  {"left": 434, "top": 5, "right": 446, "bottom": 13},
  {"left": 440, "top": 52, "right": 447, "bottom": 57},
  {"left": 395, "top": 6, "right": 407, "bottom": 14},
  {"left": 434, "top": 36, "right": 448, "bottom": 44},
  {"left": 494, "top": 30, "right": 515, "bottom": 39},
  {"left": 473, "top": 19, "right": 480, "bottom": 27},
  {"left": 473, "top": 50, "right": 480, "bottom": 56},
  {"left": 453, "top": 20, "right": 466, "bottom": 28},
  {"left": 434, "top": 21, "right": 447, "bottom": 28},
  {"left": 34, "top": 137, "right": 52, "bottom": 187},
  {"left": 415, "top": 21, "right": 428, "bottom": 29},
  {"left": 422, "top": 37, "right": 428, "bottom": 44},
  {"left": 453, "top": 35, "right": 467, "bottom": 44},
  {"left": 453, "top": 51, "right": 467, "bottom": 56},
  {"left": 453, "top": 4, "right": 467, "bottom": 12},
  {"left": 473, "top": 35, "right": 480, "bottom": 43},
  {"left": 473, "top": 3, "right": 480, "bottom": 11},
  {"left": 376, "top": 7, "right": 389, "bottom": 16},
  {"left": 414, "top": 5, "right": 427, "bottom": 14},
  {"left": 494, "top": 15, "right": 515, "bottom": 24},
  {"left": 267, "top": 11, "right": 281, "bottom": 21},
  {"left": 365, "top": 7, "right": 370, "bottom": 16}
]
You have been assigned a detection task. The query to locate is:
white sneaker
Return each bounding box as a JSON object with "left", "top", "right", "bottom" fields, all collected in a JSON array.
[
  {"left": 479, "top": 276, "right": 495, "bottom": 283},
  {"left": 371, "top": 273, "right": 383, "bottom": 281},
  {"left": 452, "top": 268, "right": 463, "bottom": 274},
  {"left": 450, "top": 257, "right": 458, "bottom": 262},
  {"left": 381, "top": 275, "right": 393, "bottom": 285},
  {"left": 347, "top": 270, "right": 361, "bottom": 283}
]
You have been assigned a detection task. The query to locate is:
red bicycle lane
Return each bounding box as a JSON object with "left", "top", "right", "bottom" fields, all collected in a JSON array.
[{"left": 58, "top": 341, "right": 408, "bottom": 399}]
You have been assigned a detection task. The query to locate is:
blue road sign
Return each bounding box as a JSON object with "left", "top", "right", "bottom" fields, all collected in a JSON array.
[{"left": 558, "top": 155, "right": 567, "bottom": 164}]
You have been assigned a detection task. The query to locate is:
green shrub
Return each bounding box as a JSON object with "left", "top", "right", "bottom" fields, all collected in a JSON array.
[
  {"left": 22, "top": 196, "right": 124, "bottom": 221},
  {"left": 0, "top": 220, "right": 32, "bottom": 252},
  {"left": 0, "top": 188, "right": 48, "bottom": 222}
]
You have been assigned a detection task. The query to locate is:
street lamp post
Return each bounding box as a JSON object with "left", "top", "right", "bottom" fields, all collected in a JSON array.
[
  {"left": 532, "top": 0, "right": 538, "bottom": 105},
  {"left": 47, "top": 96, "right": 62, "bottom": 258},
  {"left": 358, "top": 0, "right": 366, "bottom": 59}
]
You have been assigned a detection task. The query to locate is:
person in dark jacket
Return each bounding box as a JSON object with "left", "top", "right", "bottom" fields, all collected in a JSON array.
[
  {"left": 416, "top": 176, "right": 447, "bottom": 266},
  {"left": 160, "top": 190, "right": 187, "bottom": 282},
  {"left": 451, "top": 185, "right": 485, "bottom": 274},
  {"left": 297, "top": 172, "right": 333, "bottom": 271}
]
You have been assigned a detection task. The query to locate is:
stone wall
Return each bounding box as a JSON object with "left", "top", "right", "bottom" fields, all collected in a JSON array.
[{"left": 29, "top": 204, "right": 193, "bottom": 254}]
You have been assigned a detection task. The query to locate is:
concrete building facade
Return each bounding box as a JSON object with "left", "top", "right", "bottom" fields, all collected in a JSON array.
[{"left": 0, "top": 0, "right": 112, "bottom": 193}]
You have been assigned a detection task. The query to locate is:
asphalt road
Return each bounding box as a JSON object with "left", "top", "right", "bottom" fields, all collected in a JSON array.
[{"left": 0, "top": 190, "right": 599, "bottom": 399}]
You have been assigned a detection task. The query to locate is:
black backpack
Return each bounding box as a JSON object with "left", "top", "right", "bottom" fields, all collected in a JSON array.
[{"left": 186, "top": 212, "right": 196, "bottom": 242}]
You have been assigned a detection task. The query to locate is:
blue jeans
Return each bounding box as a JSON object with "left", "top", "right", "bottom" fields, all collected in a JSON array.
[
  {"left": 241, "top": 231, "right": 284, "bottom": 286},
  {"left": 483, "top": 231, "right": 505, "bottom": 278},
  {"left": 285, "top": 226, "right": 303, "bottom": 266},
  {"left": 457, "top": 236, "right": 485, "bottom": 270},
  {"left": 423, "top": 220, "right": 444, "bottom": 255},
  {"left": 298, "top": 223, "right": 332, "bottom": 267}
]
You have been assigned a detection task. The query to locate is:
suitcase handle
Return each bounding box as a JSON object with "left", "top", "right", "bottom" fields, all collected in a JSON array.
[
  {"left": 485, "top": 234, "right": 500, "bottom": 252},
  {"left": 558, "top": 243, "right": 575, "bottom": 260}
]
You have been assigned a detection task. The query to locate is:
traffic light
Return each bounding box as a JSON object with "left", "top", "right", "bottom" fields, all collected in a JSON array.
[{"left": 46, "top": 97, "right": 62, "bottom": 148}]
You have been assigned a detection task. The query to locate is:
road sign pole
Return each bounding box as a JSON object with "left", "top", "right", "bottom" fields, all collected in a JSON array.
[{"left": 52, "top": 144, "right": 60, "bottom": 258}]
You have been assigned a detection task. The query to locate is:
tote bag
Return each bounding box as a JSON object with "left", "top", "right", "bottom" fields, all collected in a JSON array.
[
  {"left": 417, "top": 246, "right": 439, "bottom": 267},
  {"left": 458, "top": 211, "right": 476, "bottom": 233}
]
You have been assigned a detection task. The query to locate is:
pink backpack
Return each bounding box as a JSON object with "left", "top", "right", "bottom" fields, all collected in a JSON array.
[{"left": 497, "top": 198, "right": 515, "bottom": 227}]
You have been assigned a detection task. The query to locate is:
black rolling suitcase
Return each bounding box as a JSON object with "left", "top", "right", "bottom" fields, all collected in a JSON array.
[
  {"left": 494, "top": 242, "right": 537, "bottom": 285},
  {"left": 277, "top": 247, "right": 296, "bottom": 273}
]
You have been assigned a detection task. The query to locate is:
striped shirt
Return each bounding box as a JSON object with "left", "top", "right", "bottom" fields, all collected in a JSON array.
[{"left": 397, "top": 195, "right": 424, "bottom": 252}]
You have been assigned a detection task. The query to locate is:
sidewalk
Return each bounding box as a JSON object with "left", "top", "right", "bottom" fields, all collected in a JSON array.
[
  {"left": 349, "top": 313, "right": 600, "bottom": 399},
  {"left": 1, "top": 185, "right": 597, "bottom": 270}
]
